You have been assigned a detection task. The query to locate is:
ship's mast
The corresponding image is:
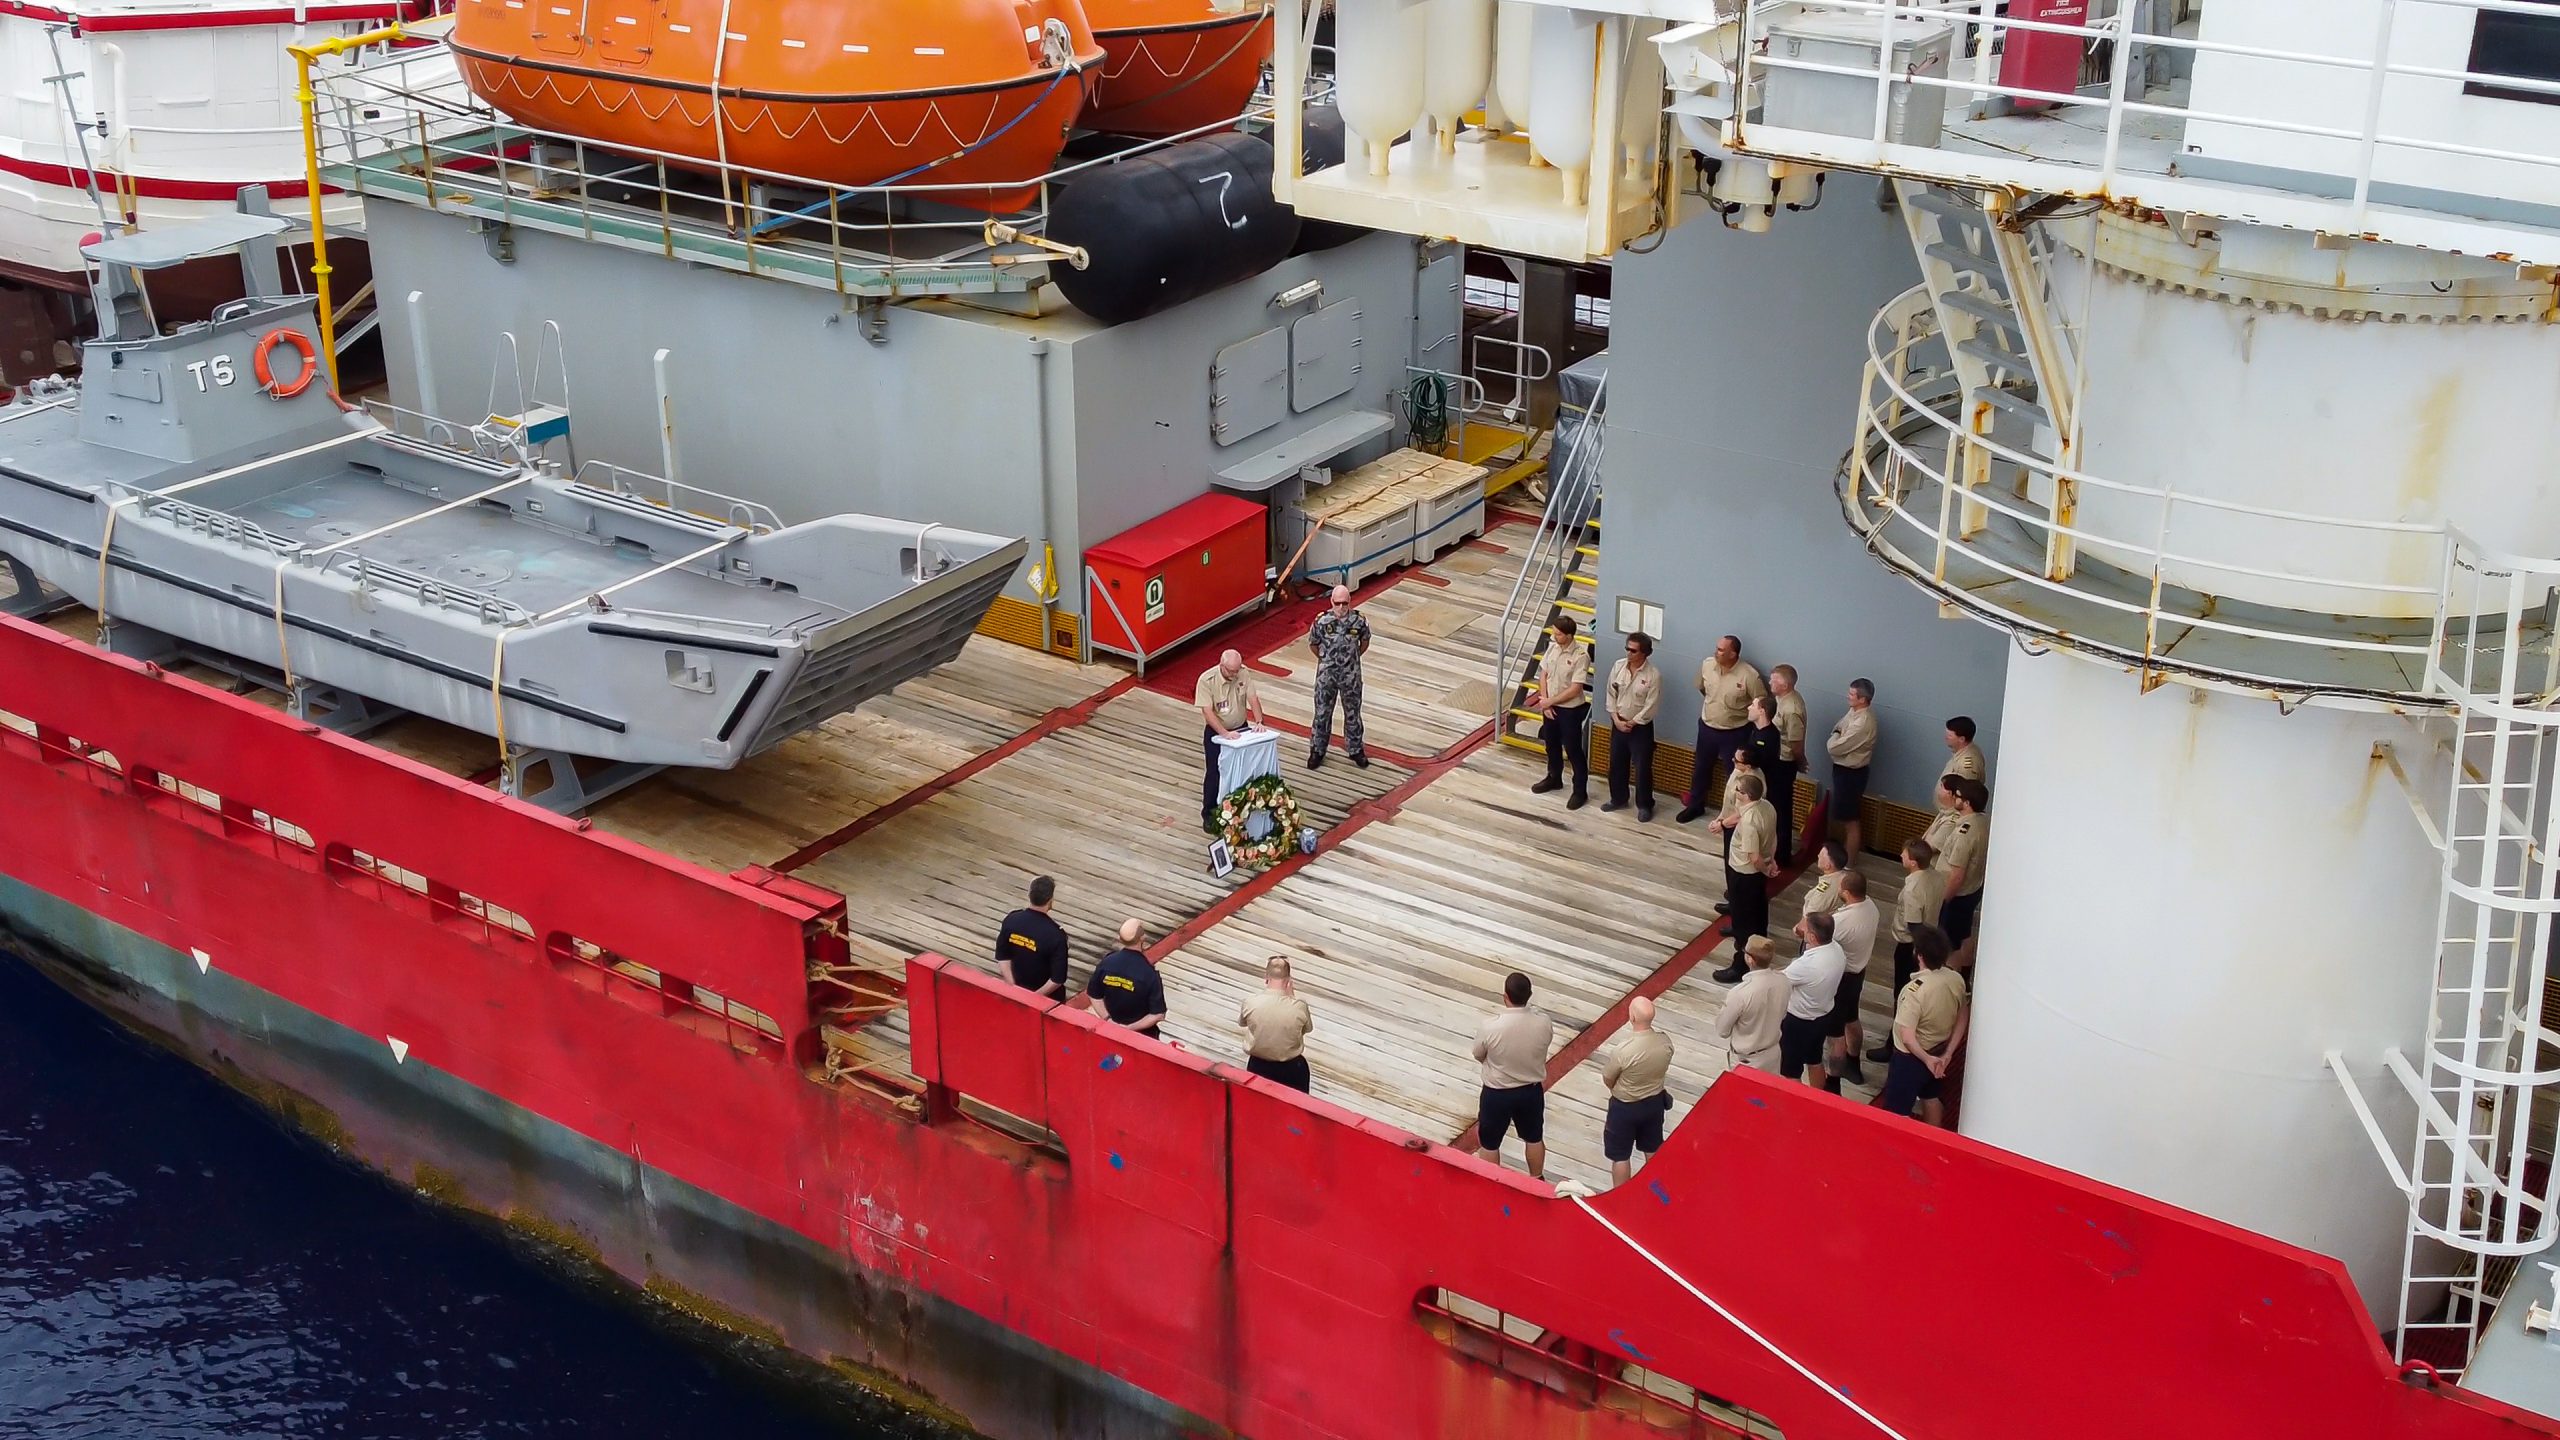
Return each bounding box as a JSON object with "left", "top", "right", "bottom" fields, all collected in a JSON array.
[{"left": 1278, "top": 0, "right": 2560, "bottom": 1382}]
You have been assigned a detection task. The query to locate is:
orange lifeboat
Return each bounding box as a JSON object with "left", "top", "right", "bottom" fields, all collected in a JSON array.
[
  {"left": 1079, "top": 0, "right": 1275, "bottom": 138},
  {"left": 450, "top": 0, "right": 1104, "bottom": 213}
]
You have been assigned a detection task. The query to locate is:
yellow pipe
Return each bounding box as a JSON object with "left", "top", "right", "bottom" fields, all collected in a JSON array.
[{"left": 289, "top": 24, "right": 405, "bottom": 395}]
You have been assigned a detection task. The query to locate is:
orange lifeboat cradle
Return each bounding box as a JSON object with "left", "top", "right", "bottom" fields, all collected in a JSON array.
[{"left": 450, "top": 0, "right": 1278, "bottom": 215}]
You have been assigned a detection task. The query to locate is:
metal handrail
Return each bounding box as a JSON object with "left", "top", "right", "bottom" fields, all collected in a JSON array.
[
  {"left": 1491, "top": 374, "right": 1606, "bottom": 720},
  {"left": 308, "top": 40, "right": 1316, "bottom": 298},
  {"left": 568, "top": 460, "right": 781, "bottom": 535},
  {"left": 1853, "top": 290, "right": 2454, "bottom": 676},
  {"left": 1726, "top": 0, "right": 2560, "bottom": 264}
]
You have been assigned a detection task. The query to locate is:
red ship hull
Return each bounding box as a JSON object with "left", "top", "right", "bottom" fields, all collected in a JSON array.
[{"left": 0, "top": 607, "right": 2553, "bottom": 1440}]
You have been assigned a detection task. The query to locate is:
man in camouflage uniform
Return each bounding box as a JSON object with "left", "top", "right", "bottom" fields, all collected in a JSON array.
[{"left": 1306, "top": 584, "right": 1373, "bottom": 770}]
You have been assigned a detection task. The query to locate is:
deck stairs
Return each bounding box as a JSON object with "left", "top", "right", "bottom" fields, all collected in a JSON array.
[
  {"left": 1493, "top": 376, "right": 1604, "bottom": 753},
  {"left": 1893, "top": 180, "right": 2076, "bottom": 465}
]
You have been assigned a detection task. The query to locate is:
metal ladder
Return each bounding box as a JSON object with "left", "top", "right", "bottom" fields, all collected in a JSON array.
[
  {"left": 1893, "top": 181, "right": 2075, "bottom": 455},
  {"left": 2380, "top": 538, "right": 2560, "bottom": 1377},
  {"left": 1492, "top": 375, "right": 1605, "bottom": 751}
]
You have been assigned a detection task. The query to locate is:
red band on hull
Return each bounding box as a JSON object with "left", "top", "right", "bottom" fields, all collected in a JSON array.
[{"left": 0, "top": 608, "right": 2552, "bottom": 1440}]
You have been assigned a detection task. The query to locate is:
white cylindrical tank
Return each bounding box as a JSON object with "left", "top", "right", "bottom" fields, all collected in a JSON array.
[
  {"left": 2047, "top": 214, "right": 2560, "bottom": 617},
  {"left": 1423, "top": 0, "right": 1494, "bottom": 154},
  {"left": 1527, "top": 6, "right": 1598, "bottom": 203},
  {"left": 1961, "top": 647, "right": 2445, "bottom": 1317},
  {"left": 1335, "top": 0, "right": 1431, "bottom": 176},
  {"left": 1493, "top": 1, "right": 1534, "bottom": 142},
  {"left": 1616, "top": 15, "right": 1664, "bottom": 183}
]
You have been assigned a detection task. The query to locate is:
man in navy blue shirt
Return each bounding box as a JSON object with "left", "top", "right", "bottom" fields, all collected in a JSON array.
[
  {"left": 995, "top": 875, "right": 1071, "bottom": 998},
  {"left": 1075, "top": 918, "right": 1167, "bottom": 1040}
]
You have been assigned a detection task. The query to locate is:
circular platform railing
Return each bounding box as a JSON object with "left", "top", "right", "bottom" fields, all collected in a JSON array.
[{"left": 1842, "top": 286, "right": 2492, "bottom": 715}]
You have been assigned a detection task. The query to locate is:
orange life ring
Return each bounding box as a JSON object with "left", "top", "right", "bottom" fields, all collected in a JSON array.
[{"left": 253, "top": 328, "right": 318, "bottom": 399}]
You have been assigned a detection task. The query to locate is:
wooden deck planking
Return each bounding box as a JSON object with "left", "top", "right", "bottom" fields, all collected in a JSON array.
[
  {"left": 796, "top": 689, "right": 1409, "bottom": 1063},
  {"left": 1538, "top": 857, "right": 1911, "bottom": 1193},
  {"left": 1156, "top": 744, "right": 1739, "bottom": 1146},
  {"left": 1250, "top": 520, "right": 1535, "bottom": 758},
  {"left": 587, "top": 637, "right": 1120, "bottom": 875}
]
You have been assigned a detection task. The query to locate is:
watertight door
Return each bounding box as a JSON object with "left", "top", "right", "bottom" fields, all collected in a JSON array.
[
  {"left": 593, "top": 0, "right": 655, "bottom": 66},
  {"left": 531, "top": 0, "right": 586, "bottom": 58}
]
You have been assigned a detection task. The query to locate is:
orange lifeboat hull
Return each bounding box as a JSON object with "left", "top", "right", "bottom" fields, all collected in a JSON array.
[
  {"left": 450, "top": 0, "right": 1102, "bottom": 213},
  {"left": 1081, "top": 1, "right": 1275, "bottom": 138}
]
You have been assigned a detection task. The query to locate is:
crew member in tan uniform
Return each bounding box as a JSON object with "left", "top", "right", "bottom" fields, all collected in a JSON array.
[
  {"left": 1603, "top": 631, "right": 1663, "bottom": 820},
  {"left": 1939, "top": 715, "right": 1986, "bottom": 813},
  {"left": 1238, "top": 956, "right": 1314, "bottom": 1092},
  {"left": 1529, "top": 616, "right": 1592, "bottom": 810},
  {"left": 1711, "top": 773, "right": 1779, "bottom": 986},
  {"left": 1715, "top": 937, "right": 1788, "bottom": 1074},
  {"left": 1708, "top": 746, "right": 1769, "bottom": 921},
  {"left": 1800, "top": 842, "right": 1848, "bottom": 921},
  {"left": 1826, "top": 678, "right": 1878, "bottom": 860},
  {"left": 1676, "top": 634, "right": 1768, "bottom": 825},
  {"left": 1869, "top": 839, "right": 1949, "bottom": 1064},
  {"left": 1932, "top": 775, "right": 1990, "bottom": 947},
  {"left": 1598, "top": 996, "right": 1675, "bottom": 1186},
  {"left": 1881, "top": 927, "right": 1968, "bottom": 1127},
  {"left": 1195, "top": 648, "right": 1265, "bottom": 835},
  {"left": 1456, "top": 972, "right": 1556, "bottom": 1178},
  {"left": 1767, "top": 664, "right": 1807, "bottom": 861}
]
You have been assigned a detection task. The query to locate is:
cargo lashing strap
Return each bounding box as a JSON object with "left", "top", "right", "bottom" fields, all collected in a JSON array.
[
  {"left": 1301, "top": 501, "right": 1486, "bottom": 585},
  {"left": 90, "top": 427, "right": 376, "bottom": 655}
]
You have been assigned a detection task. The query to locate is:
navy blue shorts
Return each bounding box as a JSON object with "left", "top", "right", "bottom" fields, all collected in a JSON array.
[
  {"left": 1477, "top": 1082, "right": 1546, "bottom": 1149},
  {"left": 1603, "top": 1093, "right": 1671, "bottom": 1162},
  {"left": 1880, "top": 1046, "right": 1947, "bottom": 1115},
  {"left": 1832, "top": 764, "right": 1869, "bottom": 822}
]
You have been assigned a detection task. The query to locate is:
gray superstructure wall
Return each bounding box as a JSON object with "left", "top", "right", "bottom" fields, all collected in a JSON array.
[
  {"left": 1595, "top": 185, "right": 2007, "bottom": 813},
  {"left": 365, "top": 201, "right": 1439, "bottom": 634}
]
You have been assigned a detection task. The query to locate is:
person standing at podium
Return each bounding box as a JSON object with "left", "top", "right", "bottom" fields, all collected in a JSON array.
[{"left": 1196, "top": 648, "right": 1265, "bottom": 834}]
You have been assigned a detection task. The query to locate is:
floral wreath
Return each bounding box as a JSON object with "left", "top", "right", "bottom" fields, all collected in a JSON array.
[{"left": 1217, "top": 775, "right": 1307, "bottom": 868}]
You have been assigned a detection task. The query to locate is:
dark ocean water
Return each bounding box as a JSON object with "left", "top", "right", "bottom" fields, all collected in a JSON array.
[{"left": 0, "top": 951, "right": 947, "bottom": 1440}]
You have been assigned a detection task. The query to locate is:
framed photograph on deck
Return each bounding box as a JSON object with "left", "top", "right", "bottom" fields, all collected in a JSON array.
[{"left": 1208, "top": 839, "right": 1236, "bottom": 878}]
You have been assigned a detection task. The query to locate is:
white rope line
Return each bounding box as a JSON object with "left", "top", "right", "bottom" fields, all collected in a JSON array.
[
  {"left": 303, "top": 475, "right": 534, "bottom": 558},
  {"left": 532, "top": 535, "right": 736, "bottom": 623},
  {"left": 1569, "top": 1195, "right": 1910, "bottom": 1440},
  {"left": 138, "top": 428, "right": 381, "bottom": 502}
]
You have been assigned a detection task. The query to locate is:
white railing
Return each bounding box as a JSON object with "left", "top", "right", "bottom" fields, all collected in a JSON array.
[
  {"left": 1848, "top": 286, "right": 2453, "bottom": 706},
  {"left": 312, "top": 40, "right": 1305, "bottom": 299},
  {"left": 1725, "top": 0, "right": 2560, "bottom": 263},
  {"left": 1492, "top": 374, "right": 1606, "bottom": 724}
]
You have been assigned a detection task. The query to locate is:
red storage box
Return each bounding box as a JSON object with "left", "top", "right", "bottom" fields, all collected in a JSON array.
[{"left": 1084, "top": 493, "right": 1268, "bottom": 661}]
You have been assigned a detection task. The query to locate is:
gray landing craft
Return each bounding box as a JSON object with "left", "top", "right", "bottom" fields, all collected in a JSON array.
[{"left": 0, "top": 216, "right": 1024, "bottom": 809}]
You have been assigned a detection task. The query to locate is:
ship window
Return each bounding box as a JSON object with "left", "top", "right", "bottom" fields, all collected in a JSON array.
[
  {"left": 1415, "top": 1288, "right": 1785, "bottom": 1438},
  {"left": 0, "top": 707, "right": 32, "bottom": 740},
  {"left": 2467, "top": 0, "right": 2560, "bottom": 105}
]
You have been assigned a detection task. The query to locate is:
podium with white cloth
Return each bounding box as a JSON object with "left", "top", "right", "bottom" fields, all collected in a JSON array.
[{"left": 1214, "top": 727, "right": 1280, "bottom": 800}]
